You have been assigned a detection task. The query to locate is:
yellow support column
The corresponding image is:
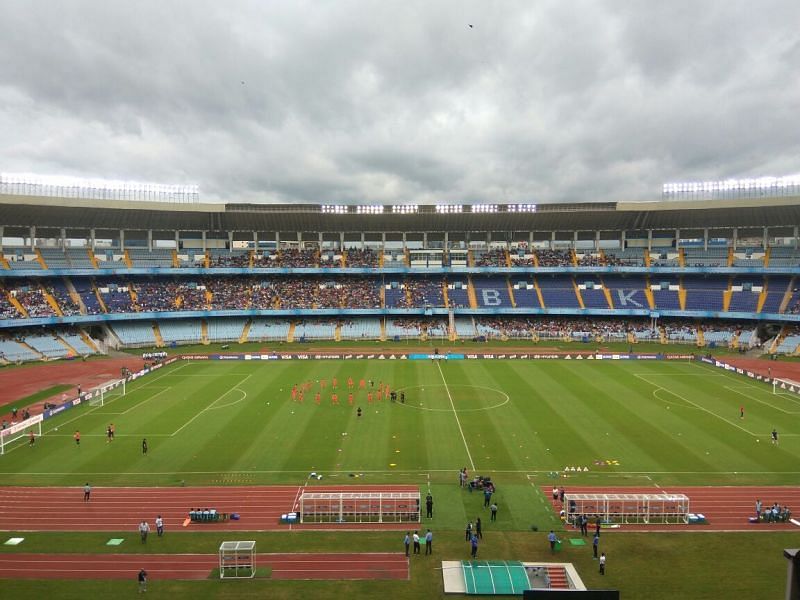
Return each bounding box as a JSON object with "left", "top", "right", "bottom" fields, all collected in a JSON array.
[
  {"left": 93, "top": 283, "right": 108, "bottom": 313},
  {"left": 7, "top": 293, "right": 28, "bottom": 318},
  {"left": 123, "top": 250, "right": 133, "bottom": 268},
  {"left": 35, "top": 248, "right": 48, "bottom": 269},
  {"left": 763, "top": 246, "right": 771, "bottom": 267},
  {"left": 442, "top": 281, "right": 450, "bottom": 308},
  {"left": 41, "top": 285, "right": 64, "bottom": 316},
  {"left": 644, "top": 276, "right": 656, "bottom": 309},
  {"left": 287, "top": 322, "right": 296, "bottom": 343},
  {"left": 727, "top": 247, "right": 734, "bottom": 267},
  {"left": 678, "top": 248, "right": 685, "bottom": 268},
  {"left": 201, "top": 320, "right": 209, "bottom": 345},
  {"left": 0, "top": 253, "right": 9, "bottom": 269},
  {"left": 172, "top": 250, "right": 180, "bottom": 268}
]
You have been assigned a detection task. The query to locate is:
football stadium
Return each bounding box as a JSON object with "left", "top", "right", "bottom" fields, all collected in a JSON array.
[
  {"left": 0, "top": 187, "right": 799, "bottom": 598},
  {"left": 2, "top": 3, "right": 800, "bottom": 599}
]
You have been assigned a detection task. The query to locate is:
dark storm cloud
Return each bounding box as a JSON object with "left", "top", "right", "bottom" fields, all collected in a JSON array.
[{"left": 0, "top": 0, "right": 798, "bottom": 204}]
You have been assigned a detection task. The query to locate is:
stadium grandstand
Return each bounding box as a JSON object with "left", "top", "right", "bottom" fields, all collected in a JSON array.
[{"left": 0, "top": 192, "right": 798, "bottom": 361}]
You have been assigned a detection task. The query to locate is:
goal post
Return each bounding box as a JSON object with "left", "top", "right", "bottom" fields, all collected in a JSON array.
[
  {"left": 773, "top": 378, "right": 800, "bottom": 396},
  {"left": 87, "top": 378, "right": 126, "bottom": 407},
  {"left": 0, "top": 414, "right": 43, "bottom": 455}
]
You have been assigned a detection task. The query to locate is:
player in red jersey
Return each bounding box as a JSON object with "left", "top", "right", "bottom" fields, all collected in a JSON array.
[
  {"left": 332, "top": 377, "right": 338, "bottom": 389},
  {"left": 297, "top": 390, "right": 304, "bottom": 403},
  {"left": 320, "top": 379, "right": 327, "bottom": 389},
  {"left": 331, "top": 392, "right": 339, "bottom": 405},
  {"left": 367, "top": 391, "right": 373, "bottom": 404},
  {"left": 348, "top": 392, "right": 354, "bottom": 406},
  {"left": 291, "top": 385, "right": 298, "bottom": 401},
  {"left": 359, "top": 378, "right": 366, "bottom": 389},
  {"left": 314, "top": 392, "right": 321, "bottom": 405},
  {"left": 347, "top": 377, "right": 354, "bottom": 389}
]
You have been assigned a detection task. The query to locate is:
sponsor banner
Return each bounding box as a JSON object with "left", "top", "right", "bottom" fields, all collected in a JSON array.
[
  {"left": 407, "top": 353, "right": 464, "bottom": 360},
  {"left": 0, "top": 414, "right": 44, "bottom": 437},
  {"left": 182, "top": 355, "right": 210, "bottom": 360}
]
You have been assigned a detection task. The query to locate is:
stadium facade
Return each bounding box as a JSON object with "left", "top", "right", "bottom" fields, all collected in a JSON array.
[{"left": 0, "top": 193, "right": 798, "bottom": 362}]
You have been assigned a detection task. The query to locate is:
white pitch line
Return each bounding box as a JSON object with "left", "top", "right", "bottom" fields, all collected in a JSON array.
[
  {"left": 724, "top": 386, "right": 800, "bottom": 415},
  {"left": 634, "top": 373, "right": 759, "bottom": 437},
  {"left": 434, "top": 360, "right": 475, "bottom": 471},
  {"left": 170, "top": 373, "right": 253, "bottom": 437}
]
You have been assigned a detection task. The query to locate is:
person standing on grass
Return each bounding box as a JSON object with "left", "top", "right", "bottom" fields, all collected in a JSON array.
[
  {"left": 110, "top": 423, "right": 115, "bottom": 440},
  {"left": 142, "top": 438, "right": 148, "bottom": 455},
  {"left": 413, "top": 531, "right": 420, "bottom": 554},
  {"left": 595, "top": 516, "right": 602, "bottom": 537},
  {"left": 74, "top": 431, "right": 81, "bottom": 446},
  {"left": 137, "top": 568, "right": 147, "bottom": 593},
  {"left": 740, "top": 406, "right": 744, "bottom": 419},
  {"left": 599, "top": 552, "right": 606, "bottom": 575},
  {"left": 475, "top": 518, "right": 483, "bottom": 539},
  {"left": 593, "top": 532, "right": 599, "bottom": 559},
  {"left": 580, "top": 514, "right": 589, "bottom": 536},
  {"left": 155, "top": 515, "right": 164, "bottom": 537},
  {"left": 139, "top": 520, "right": 150, "bottom": 543},
  {"left": 106, "top": 425, "right": 113, "bottom": 444},
  {"left": 465, "top": 521, "right": 473, "bottom": 541},
  {"left": 403, "top": 532, "right": 410, "bottom": 557},
  {"left": 772, "top": 429, "right": 779, "bottom": 445},
  {"left": 484, "top": 487, "right": 492, "bottom": 508},
  {"left": 548, "top": 530, "right": 558, "bottom": 553},
  {"left": 426, "top": 493, "right": 433, "bottom": 518},
  {"left": 84, "top": 483, "right": 91, "bottom": 502},
  {"left": 490, "top": 502, "right": 498, "bottom": 522},
  {"left": 470, "top": 534, "right": 479, "bottom": 558},
  {"left": 29, "top": 430, "right": 35, "bottom": 447},
  {"left": 425, "top": 529, "right": 433, "bottom": 555}
]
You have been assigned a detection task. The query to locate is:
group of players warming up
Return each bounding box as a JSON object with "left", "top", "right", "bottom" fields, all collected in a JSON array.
[{"left": 289, "top": 376, "right": 405, "bottom": 407}]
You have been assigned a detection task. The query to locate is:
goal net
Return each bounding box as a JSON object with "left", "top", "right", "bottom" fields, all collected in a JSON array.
[
  {"left": 773, "top": 378, "right": 800, "bottom": 396},
  {"left": 86, "top": 378, "right": 127, "bottom": 407},
  {"left": 0, "top": 414, "right": 43, "bottom": 455}
]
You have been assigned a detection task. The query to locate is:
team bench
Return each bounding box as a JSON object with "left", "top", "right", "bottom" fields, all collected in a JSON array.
[{"left": 189, "top": 508, "right": 230, "bottom": 522}]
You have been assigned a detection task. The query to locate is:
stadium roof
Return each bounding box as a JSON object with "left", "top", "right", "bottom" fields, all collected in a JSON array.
[{"left": 0, "top": 194, "right": 798, "bottom": 233}]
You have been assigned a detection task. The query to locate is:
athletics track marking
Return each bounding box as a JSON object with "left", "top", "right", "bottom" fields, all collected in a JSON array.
[{"left": 435, "top": 359, "right": 475, "bottom": 472}]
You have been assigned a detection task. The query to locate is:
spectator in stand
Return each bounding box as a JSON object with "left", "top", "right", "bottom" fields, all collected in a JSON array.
[{"left": 535, "top": 249, "right": 573, "bottom": 267}]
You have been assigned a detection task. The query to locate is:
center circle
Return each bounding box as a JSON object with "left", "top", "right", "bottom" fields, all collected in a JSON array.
[{"left": 392, "top": 384, "right": 509, "bottom": 412}]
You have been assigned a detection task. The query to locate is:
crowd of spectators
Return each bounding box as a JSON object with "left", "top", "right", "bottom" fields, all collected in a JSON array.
[
  {"left": 210, "top": 252, "right": 250, "bottom": 268},
  {"left": 535, "top": 249, "right": 573, "bottom": 267},
  {"left": 510, "top": 254, "right": 535, "bottom": 266},
  {"left": 0, "top": 291, "right": 21, "bottom": 319},
  {"left": 13, "top": 287, "right": 56, "bottom": 318},
  {"left": 475, "top": 248, "right": 507, "bottom": 267},
  {"left": 575, "top": 253, "right": 601, "bottom": 266},
  {"left": 179, "top": 285, "right": 209, "bottom": 310},
  {"left": 319, "top": 252, "right": 342, "bottom": 268},
  {"left": 133, "top": 281, "right": 180, "bottom": 312},
  {"left": 269, "top": 248, "right": 319, "bottom": 268},
  {"left": 51, "top": 286, "right": 82, "bottom": 316},
  {"left": 390, "top": 318, "right": 447, "bottom": 336},
  {"left": 207, "top": 278, "right": 250, "bottom": 309},
  {"left": 345, "top": 247, "right": 379, "bottom": 267}
]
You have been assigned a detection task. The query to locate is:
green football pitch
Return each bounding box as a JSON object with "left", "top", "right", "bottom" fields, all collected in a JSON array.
[
  {"left": 3, "top": 357, "right": 799, "bottom": 490},
  {"left": 2, "top": 357, "right": 800, "bottom": 599}
]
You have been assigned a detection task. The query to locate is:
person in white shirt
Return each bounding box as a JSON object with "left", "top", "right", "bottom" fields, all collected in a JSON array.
[
  {"left": 599, "top": 552, "right": 606, "bottom": 575},
  {"left": 155, "top": 515, "right": 164, "bottom": 537},
  {"left": 412, "top": 531, "right": 420, "bottom": 554},
  {"left": 139, "top": 520, "right": 150, "bottom": 543}
]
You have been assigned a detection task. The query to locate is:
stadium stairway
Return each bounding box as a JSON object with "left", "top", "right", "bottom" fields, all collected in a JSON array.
[
  {"left": 678, "top": 279, "right": 687, "bottom": 310},
  {"left": 239, "top": 319, "right": 252, "bottom": 343},
  {"left": 600, "top": 276, "right": 614, "bottom": 308},
  {"left": 64, "top": 279, "right": 87, "bottom": 314},
  {"left": 57, "top": 336, "right": 79, "bottom": 356},
  {"left": 467, "top": 277, "right": 478, "bottom": 308},
  {"left": 380, "top": 319, "right": 387, "bottom": 341},
  {"left": 34, "top": 248, "right": 48, "bottom": 269},
  {"left": 442, "top": 282, "right": 450, "bottom": 307},
  {"left": 571, "top": 277, "right": 586, "bottom": 309},
  {"left": 123, "top": 249, "right": 133, "bottom": 268},
  {"left": 92, "top": 283, "right": 108, "bottom": 313},
  {"left": 41, "top": 285, "right": 64, "bottom": 316},
  {"left": 722, "top": 277, "right": 734, "bottom": 312},
  {"left": 0, "top": 253, "right": 9, "bottom": 269},
  {"left": 678, "top": 248, "right": 685, "bottom": 267},
  {"left": 697, "top": 328, "right": 705, "bottom": 347},
  {"left": 86, "top": 248, "right": 99, "bottom": 269},
  {"left": 335, "top": 323, "right": 342, "bottom": 341},
  {"left": 287, "top": 322, "right": 295, "bottom": 342},
  {"left": 152, "top": 322, "right": 165, "bottom": 347},
  {"left": 79, "top": 330, "right": 100, "bottom": 352},
  {"left": 201, "top": 320, "right": 210, "bottom": 345},
  {"left": 764, "top": 246, "right": 771, "bottom": 267},
  {"left": 7, "top": 293, "right": 28, "bottom": 318},
  {"left": 778, "top": 277, "right": 797, "bottom": 312},
  {"left": 532, "top": 277, "right": 546, "bottom": 308},
  {"left": 545, "top": 566, "right": 569, "bottom": 590},
  {"left": 506, "top": 277, "right": 517, "bottom": 307}
]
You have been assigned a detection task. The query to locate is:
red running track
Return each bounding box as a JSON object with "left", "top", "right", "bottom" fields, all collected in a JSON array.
[
  {"left": 0, "top": 485, "right": 420, "bottom": 532},
  {"left": 0, "top": 552, "right": 409, "bottom": 580},
  {"left": 544, "top": 485, "right": 800, "bottom": 531}
]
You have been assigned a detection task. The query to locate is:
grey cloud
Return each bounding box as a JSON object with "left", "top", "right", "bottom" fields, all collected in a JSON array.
[{"left": 0, "top": 0, "right": 798, "bottom": 205}]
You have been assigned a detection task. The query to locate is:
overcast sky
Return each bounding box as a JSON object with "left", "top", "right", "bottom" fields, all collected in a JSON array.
[{"left": 0, "top": 0, "right": 798, "bottom": 205}]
